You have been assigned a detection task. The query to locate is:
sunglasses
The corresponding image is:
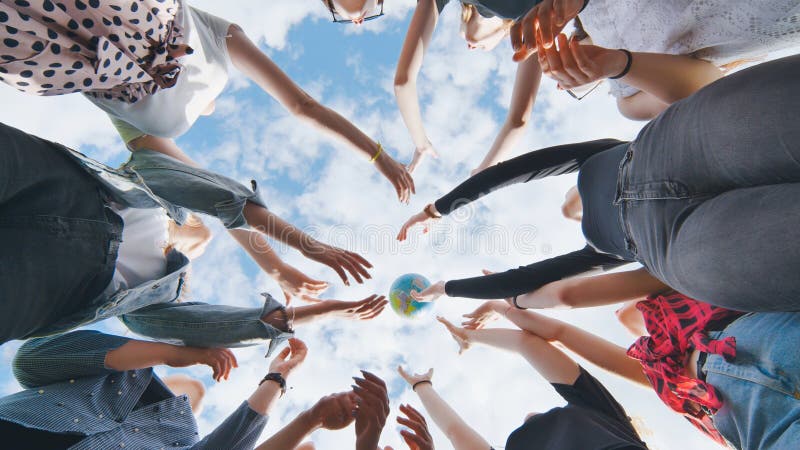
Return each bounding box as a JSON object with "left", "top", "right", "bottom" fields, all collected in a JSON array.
[
  {"left": 327, "top": 0, "right": 384, "bottom": 24},
  {"left": 565, "top": 80, "right": 603, "bottom": 101}
]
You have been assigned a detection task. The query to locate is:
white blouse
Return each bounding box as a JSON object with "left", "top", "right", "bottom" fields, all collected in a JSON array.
[
  {"left": 580, "top": 0, "right": 800, "bottom": 98},
  {"left": 88, "top": 5, "right": 233, "bottom": 141},
  {"left": 106, "top": 205, "right": 170, "bottom": 293}
]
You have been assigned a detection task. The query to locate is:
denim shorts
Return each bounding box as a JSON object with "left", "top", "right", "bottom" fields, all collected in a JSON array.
[{"left": 702, "top": 312, "right": 800, "bottom": 449}]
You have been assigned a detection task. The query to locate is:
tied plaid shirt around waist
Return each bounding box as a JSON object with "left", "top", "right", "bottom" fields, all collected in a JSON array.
[{"left": 626, "top": 293, "right": 745, "bottom": 446}]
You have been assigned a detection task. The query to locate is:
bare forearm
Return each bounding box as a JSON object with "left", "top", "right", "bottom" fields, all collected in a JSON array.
[
  {"left": 247, "top": 382, "right": 283, "bottom": 417},
  {"left": 298, "top": 102, "right": 380, "bottom": 160},
  {"left": 622, "top": 52, "right": 723, "bottom": 104},
  {"left": 289, "top": 303, "right": 330, "bottom": 326},
  {"left": 395, "top": 81, "right": 432, "bottom": 149},
  {"left": 229, "top": 228, "right": 285, "bottom": 276},
  {"left": 516, "top": 268, "right": 668, "bottom": 309},
  {"left": 505, "top": 309, "right": 648, "bottom": 386},
  {"left": 256, "top": 410, "right": 318, "bottom": 450},
  {"left": 477, "top": 58, "right": 541, "bottom": 170},
  {"left": 242, "top": 202, "right": 315, "bottom": 253},
  {"left": 466, "top": 328, "right": 580, "bottom": 384},
  {"left": 414, "top": 384, "right": 489, "bottom": 449},
  {"left": 104, "top": 340, "right": 181, "bottom": 371}
]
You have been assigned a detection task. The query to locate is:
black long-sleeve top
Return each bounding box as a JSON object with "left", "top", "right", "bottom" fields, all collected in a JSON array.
[{"left": 437, "top": 139, "right": 633, "bottom": 299}]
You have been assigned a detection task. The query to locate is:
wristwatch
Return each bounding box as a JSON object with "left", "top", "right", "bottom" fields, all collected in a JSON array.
[{"left": 259, "top": 372, "right": 287, "bottom": 396}]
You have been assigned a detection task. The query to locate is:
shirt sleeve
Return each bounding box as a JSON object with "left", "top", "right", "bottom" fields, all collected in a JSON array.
[
  {"left": 551, "top": 366, "right": 632, "bottom": 425},
  {"left": 110, "top": 116, "right": 147, "bottom": 144},
  {"left": 12, "top": 331, "right": 132, "bottom": 389},
  {"left": 434, "top": 0, "right": 450, "bottom": 13},
  {"left": 434, "top": 139, "right": 626, "bottom": 215},
  {"left": 191, "top": 401, "right": 268, "bottom": 450},
  {"left": 444, "top": 245, "right": 628, "bottom": 299}
]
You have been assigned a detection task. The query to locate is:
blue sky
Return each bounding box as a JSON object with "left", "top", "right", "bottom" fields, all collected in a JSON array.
[{"left": 0, "top": 1, "right": 747, "bottom": 448}]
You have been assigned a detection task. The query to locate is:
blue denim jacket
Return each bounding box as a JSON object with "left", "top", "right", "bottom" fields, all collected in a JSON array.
[
  {"left": 0, "top": 330, "right": 268, "bottom": 449},
  {"left": 27, "top": 143, "right": 290, "bottom": 353}
]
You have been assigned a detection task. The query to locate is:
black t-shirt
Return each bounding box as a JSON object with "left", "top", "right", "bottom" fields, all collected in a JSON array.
[{"left": 505, "top": 368, "right": 648, "bottom": 450}]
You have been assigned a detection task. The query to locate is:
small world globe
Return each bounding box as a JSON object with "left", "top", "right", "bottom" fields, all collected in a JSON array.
[{"left": 389, "top": 273, "right": 433, "bottom": 319}]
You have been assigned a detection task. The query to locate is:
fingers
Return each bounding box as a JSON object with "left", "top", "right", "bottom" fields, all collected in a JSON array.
[
  {"left": 556, "top": 34, "right": 584, "bottom": 86},
  {"left": 355, "top": 295, "right": 388, "bottom": 320},
  {"left": 283, "top": 290, "right": 292, "bottom": 305},
  {"left": 406, "top": 150, "right": 424, "bottom": 174},
  {"left": 399, "top": 404, "right": 427, "bottom": 425},
  {"left": 436, "top": 315, "right": 458, "bottom": 333},
  {"left": 353, "top": 370, "right": 389, "bottom": 417},
  {"left": 509, "top": 20, "right": 524, "bottom": 52},
  {"left": 288, "top": 338, "right": 309, "bottom": 362},
  {"left": 397, "top": 365, "right": 410, "bottom": 381}
]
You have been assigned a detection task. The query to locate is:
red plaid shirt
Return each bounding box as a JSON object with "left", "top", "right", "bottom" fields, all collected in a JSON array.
[{"left": 626, "top": 293, "right": 744, "bottom": 445}]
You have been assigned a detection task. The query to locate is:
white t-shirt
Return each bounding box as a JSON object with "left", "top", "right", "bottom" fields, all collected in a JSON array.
[
  {"left": 89, "top": 6, "right": 233, "bottom": 141},
  {"left": 106, "top": 205, "right": 170, "bottom": 293},
  {"left": 580, "top": 0, "right": 800, "bottom": 97}
]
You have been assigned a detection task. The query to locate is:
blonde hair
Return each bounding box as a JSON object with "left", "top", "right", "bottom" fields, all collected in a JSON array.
[{"left": 460, "top": 3, "right": 513, "bottom": 31}]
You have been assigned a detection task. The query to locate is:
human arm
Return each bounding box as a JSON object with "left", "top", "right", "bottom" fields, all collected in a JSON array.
[
  {"left": 473, "top": 56, "right": 542, "bottom": 174},
  {"left": 226, "top": 25, "right": 414, "bottom": 202},
  {"left": 255, "top": 392, "right": 357, "bottom": 450},
  {"left": 128, "top": 135, "right": 330, "bottom": 295},
  {"left": 515, "top": 266, "right": 669, "bottom": 309},
  {"left": 435, "top": 139, "right": 625, "bottom": 215},
  {"left": 353, "top": 371, "right": 391, "bottom": 450},
  {"left": 616, "top": 90, "right": 671, "bottom": 121},
  {"left": 538, "top": 35, "right": 724, "bottom": 106},
  {"left": 438, "top": 318, "right": 580, "bottom": 384},
  {"left": 394, "top": 0, "right": 441, "bottom": 173},
  {"left": 396, "top": 404, "right": 436, "bottom": 450},
  {"left": 441, "top": 245, "right": 629, "bottom": 300},
  {"left": 228, "top": 230, "right": 328, "bottom": 302},
  {"left": 288, "top": 295, "right": 388, "bottom": 326},
  {"left": 510, "top": 0, "right": 585, "bottom": 61},
  {"left": 12, "top": 330, "right": 237, "bottom": 388},
  {"left": 193, "top": 338, "right": 308, "bottom": 450},
  {"left": 397, "top": 366, "right": 488, "bottom": 450}
]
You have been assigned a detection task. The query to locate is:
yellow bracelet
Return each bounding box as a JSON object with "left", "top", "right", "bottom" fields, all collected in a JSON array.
[{"left": 370, "top": 142, "right": 384, "bottom": 163}]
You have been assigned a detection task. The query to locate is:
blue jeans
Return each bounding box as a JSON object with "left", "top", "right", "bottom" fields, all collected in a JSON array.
[
  {"left": 702, "top": 312, "right": 800, "bottom": 449},
  {"left": 0, "top": 123, "right": 288, "bottom": 351},
  {"left": 0, "top": 123, "right": 121, "bottom": 344},
  {"left": 120, "top": 293, "right": 292, "bottom": 355},
  {"left": 618, "top": 54, "right": 800, "bottom": 311}
]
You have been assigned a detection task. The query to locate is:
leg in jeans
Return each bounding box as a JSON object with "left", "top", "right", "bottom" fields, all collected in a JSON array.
[
  {"left": 655, "top": 184, "right": 800, "bottom": 311},
  {"left": 0, "top": 122, "right": 121, "bottom": 344},
  {"left": 703, "top": 312, "right": 800, "bottom": 450},
  {"left": 119, "top": 293, "right": 290, "bottom": 354},
  {"left": 624, "top": 55, "right": 800, "bottom": 310}
]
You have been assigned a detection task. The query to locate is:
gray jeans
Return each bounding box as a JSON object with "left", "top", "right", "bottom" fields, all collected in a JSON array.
[{"left": 618, "top": 54, "right": 800, "bottom": 311}]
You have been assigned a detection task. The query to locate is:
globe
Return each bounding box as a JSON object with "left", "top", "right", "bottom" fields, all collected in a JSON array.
[{"left": 389, "top": 273, "right": 433, "bottom": 319}]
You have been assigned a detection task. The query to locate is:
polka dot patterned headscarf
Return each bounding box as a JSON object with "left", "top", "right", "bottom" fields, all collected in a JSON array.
[{"left": 0, "top": 0, "right": 193, "bottom": 103}]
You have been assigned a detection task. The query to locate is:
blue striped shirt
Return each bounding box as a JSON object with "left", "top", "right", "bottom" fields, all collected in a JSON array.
[{"left": 0, "top": 331, "right": 268, "bottom": 450}]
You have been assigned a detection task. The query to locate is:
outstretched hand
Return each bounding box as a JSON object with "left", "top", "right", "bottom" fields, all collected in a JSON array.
[
  {"left": 397, "top": 210, "right": 438, "bottom": 241},
  {"left": 272, "top": 262, "right": 329, "bottom": 304},
  {"left": 309, "top": 391, "right": 358, "bottom": 430},
  {"left": 353, "top": 370, "right": 391, "bottom": 450},
  {"left": 301, "top": 240, "right": 373, "bottom": 286},
  {"left": 397, "top": 404, "right": 435, "bottom": 450},
  {"left": 406, "top": 143, "right": 439, "bottom": 174},
  {"left": 409, "top": 281, "right": 446, "bottom": 303},
  {"left": 268, "top": 338, "right": 308, "bottom": 378},
  {"left": 376, "top": 151, "right": 416, "bottom": 204},
  {"left": 397, "top": 366, "right": 434, "bottom": 387},
  {"left": 437, "top": 316, "right": 472, "bottom": 354},
  {"left": 511, "top": 0, "right": 585, "bottom": 62},
  {"left": 166, "top": 347, "right": 238, "bottom": 383},
  {"left": 323, "top": 295, "right": 388, "bottom": 320}
]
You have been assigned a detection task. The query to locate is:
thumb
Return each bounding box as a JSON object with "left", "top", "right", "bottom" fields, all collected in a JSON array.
[
  {"left": 283, "top": 291, "right": 292, "bottom": 305},
  {"left": 512, "top": 46, "right": 536, "bottom": 62}
]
